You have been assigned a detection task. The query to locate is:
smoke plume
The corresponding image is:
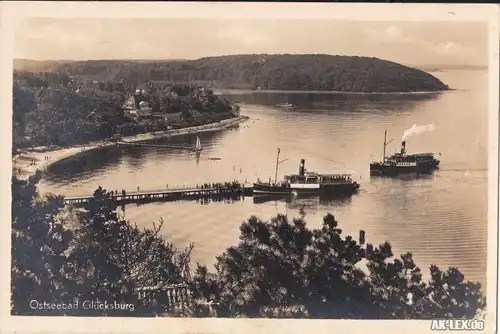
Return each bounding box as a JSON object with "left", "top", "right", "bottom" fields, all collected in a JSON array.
[{"left": 402, "top": 124, "right": 436, "bottom": 141}]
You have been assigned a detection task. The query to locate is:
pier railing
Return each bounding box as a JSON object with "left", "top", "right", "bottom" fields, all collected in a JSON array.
[
  {"left": 63, "top": 182, "right": 254, "bottom": 205},
  {"left": 100, "top": 182, "right": 254, "bottom": 195}
]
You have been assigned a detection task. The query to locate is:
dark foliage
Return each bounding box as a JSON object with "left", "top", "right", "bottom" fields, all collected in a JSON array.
[
  {"left": 189, "top": 213, "right": 485, "bottom": 318},
  {"left": 11, "top": 177, "right": 484, "bottom": 318},
  {"left": 12, "top": 73, "right": 133, "bottom": 148},
  {"left": 12, "top": 71, "right": 238, "bottom": 149},
  {"left": 11, "top": 176, "right": 190, "bottom": 316},
  {"left": 12, "top": 84, "right": 37, "bottom": 151},
  {"left": 11, "top": 171, "right": 74, "bottom": 315}
]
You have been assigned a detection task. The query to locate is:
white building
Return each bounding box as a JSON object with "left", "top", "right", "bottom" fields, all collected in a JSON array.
[
  {"left": 138, "top": 101, "right": 152, "bottom": 116},
  {"left": 123, "top": 95, "right": 137, "bottom": 110}
]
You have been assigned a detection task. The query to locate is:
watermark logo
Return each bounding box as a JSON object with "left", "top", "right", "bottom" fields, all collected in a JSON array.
[{"left": 430, "top": 319, "right": 485, "bottom": 331}]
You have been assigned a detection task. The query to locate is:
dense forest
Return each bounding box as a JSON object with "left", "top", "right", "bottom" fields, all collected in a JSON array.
[
  {"left": 12, "top": 174, "right": 485, "bottom": 318},
  {"left": 13, "top": 77, "right": 131, "bottom": 149},
  {"left": 12, "top": 71, "right": 237, "bottom": 149},
  {"left": 16, "top": 54, "right": 450, "bottom": 93}
]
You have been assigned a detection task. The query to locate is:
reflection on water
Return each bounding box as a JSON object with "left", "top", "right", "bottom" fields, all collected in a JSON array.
[
  {"left": 126, "top": 195, "right": 245, "bottom": 208},
  {"left": 47, "top": 130, "right": 230, "bottom": 183},
  {"left": 252, "top": 193, "right": 354, "bottom": 207},
  {"left": 40, "top": 70, "right": 488, "bottom": 289},
  {"left": 222, "top": 90, "right": 442, "bottom": 109},
  {"left": 47, "top": 147, "right": 125, "bottom": 185},
  {"left": 224, "top": 91, "right": 444, "bottom": 120}
]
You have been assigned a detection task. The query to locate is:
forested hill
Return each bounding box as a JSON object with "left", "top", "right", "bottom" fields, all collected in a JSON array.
[{"left": 15, "top": 54, "right": 449, "bottom": 93}]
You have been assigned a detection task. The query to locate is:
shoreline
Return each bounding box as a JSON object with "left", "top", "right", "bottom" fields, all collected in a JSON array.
[
  {"left": 12, "top": 115, "right": 249, "bottom": 181},
  {"left": 214, "top": 89, "right": 449, "bottom": 96}
]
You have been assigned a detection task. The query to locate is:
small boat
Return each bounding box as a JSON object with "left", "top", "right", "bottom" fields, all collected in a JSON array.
[
  {"left": 253, "top": 148, "right": 360, "bottom": 196},
  {"left": 192, "top": 135, "right": 203, "bottom": 153},
  {"left": 276, "top": 102, "right": 294, "bottom": 108},
  {"left": 370, "top": 130, "right": 440, "bottom": 177},
  {"left": 208, "top": 157, "right": 222, "bottom": 161}
]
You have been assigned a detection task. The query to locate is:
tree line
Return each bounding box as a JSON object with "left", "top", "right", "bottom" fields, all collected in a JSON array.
[
  {"left": 33, "top": 54, "right": 449, "bottom": 93},
  {"left": 12, "top": 83, "right": 131, "bottom": 149},
  {"left": 11, "top": 174, "right": 485, "bottom": 318},
  {"left": 12, "top": 72, "right": 237, "bottom": 150}
]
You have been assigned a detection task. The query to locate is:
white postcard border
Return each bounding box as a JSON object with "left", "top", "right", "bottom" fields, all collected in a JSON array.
[{"left": 0, "top": 2, "right": 498, "bottom": 334}]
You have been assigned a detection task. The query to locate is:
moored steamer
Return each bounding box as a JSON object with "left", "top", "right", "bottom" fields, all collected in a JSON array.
[{"left": 253, "top": 149, "right": 360, "bottom": 196}]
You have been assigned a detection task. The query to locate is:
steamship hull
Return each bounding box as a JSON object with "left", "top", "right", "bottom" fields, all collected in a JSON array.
[
  {"left": 369, "top": 160, "right": 440, "bottom": 176},
  {"left": 256, "top": 154, "right": 360, "bottom": 197},
  {"left": 252, "top": 182, "right": 360, "bottom": 195}
]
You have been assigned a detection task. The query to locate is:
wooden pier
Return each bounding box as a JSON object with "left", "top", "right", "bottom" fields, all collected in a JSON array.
[{"left": 64, "top": 185, "right": 254, "bottom": 206}]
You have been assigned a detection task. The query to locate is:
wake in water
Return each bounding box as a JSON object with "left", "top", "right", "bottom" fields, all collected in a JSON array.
[{"left": 438, "top": 168, "right": 487, "bottom": 172}]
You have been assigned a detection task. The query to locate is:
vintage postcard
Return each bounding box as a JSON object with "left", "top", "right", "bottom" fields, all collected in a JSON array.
[{"left": 1, "top": 2, "right": 499, "bottom": 334}]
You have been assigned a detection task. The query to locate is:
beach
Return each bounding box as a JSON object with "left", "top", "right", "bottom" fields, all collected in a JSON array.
[{"left": 13, "top": 115, "right": 249, "bottom": 181}]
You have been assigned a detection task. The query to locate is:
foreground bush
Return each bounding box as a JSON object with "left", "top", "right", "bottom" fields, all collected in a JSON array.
[
  {"left": 11, "top": 176, "right": 484, "bottom": 318},
  {"left": 189, "top": 213, "right": 485, "bottom": 319},
  {"left": 11, "top": 174, "right": 190, "bottom": 316}
]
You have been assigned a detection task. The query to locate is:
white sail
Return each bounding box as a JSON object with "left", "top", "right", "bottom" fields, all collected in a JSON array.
[{"left": 194, "top": 135, "right": 203, "bottom": 151}]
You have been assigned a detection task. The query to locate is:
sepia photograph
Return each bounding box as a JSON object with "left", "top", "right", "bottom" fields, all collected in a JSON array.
[{"left": 1, "top": 2, "right": 499, "bottom": 334}]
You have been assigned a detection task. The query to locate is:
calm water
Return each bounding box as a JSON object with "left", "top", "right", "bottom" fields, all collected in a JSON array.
[{"left": 40, "top": 70, "right": 488, "bottom": 288}]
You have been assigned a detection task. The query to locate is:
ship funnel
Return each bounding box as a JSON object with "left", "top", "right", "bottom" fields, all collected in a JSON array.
[
  {"left": 401, "top": 141, "right": 406, "bottom": 154},
  {"left": 299, "top": 159, "right": 305, "bottom": 176}
]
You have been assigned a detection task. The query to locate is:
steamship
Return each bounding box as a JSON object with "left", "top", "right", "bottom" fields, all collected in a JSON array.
[
  {"left": 253, "top": 149, "right": 360, "bottom": 195},
  {"left": 370, "top": 130, "right": 441, "bottom": 176}
]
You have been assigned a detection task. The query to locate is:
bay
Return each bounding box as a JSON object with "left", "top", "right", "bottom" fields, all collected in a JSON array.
[{"left": 40, "top": 69, "right": 488, "bottom": 288}]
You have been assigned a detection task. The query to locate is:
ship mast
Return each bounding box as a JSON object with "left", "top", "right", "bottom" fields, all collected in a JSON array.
[
  {"left": 383, "top": 130, "right": 387, "bottom": 162},
  {"left": 274, "top": 148, "right": 280, "bottom": 184},
  {"left": 382, "top": 130, "right": 393, "bottom": 163},
  {"left": 273, "top": 147, "right": 289, "bottom": 184}
]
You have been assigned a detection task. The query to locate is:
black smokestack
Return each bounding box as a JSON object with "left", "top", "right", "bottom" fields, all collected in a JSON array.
[
  {"left": 401, "top": 141, "right": 406, "bottom": 154},
  {"left": 299, "top": 159, "right": 305, "bottom": 176}
]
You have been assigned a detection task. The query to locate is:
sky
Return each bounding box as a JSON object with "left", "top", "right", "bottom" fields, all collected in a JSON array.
[{"left": 13, "top": 18, "right": 488, "bottom": 66}]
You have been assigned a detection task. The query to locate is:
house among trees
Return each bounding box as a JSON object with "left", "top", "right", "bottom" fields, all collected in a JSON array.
[
  {"left": 123, "top": 95, "right": 136, "bottom": 110},
  {"left": 138, "top": 101, "right": 152, "bottom": 117}
]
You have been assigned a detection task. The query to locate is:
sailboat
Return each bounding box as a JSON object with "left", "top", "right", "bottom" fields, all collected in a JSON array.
[{"left": 193, "top": 135, "right": 203, "bottom": 153}]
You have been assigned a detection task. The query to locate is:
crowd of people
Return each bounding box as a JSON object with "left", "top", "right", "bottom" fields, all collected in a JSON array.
[
  {"left": 106, "top": 180, "right": 244, "bottom": 198},
  {"left": 198, "top": 180, "right": 242, "bottom": 190}
]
